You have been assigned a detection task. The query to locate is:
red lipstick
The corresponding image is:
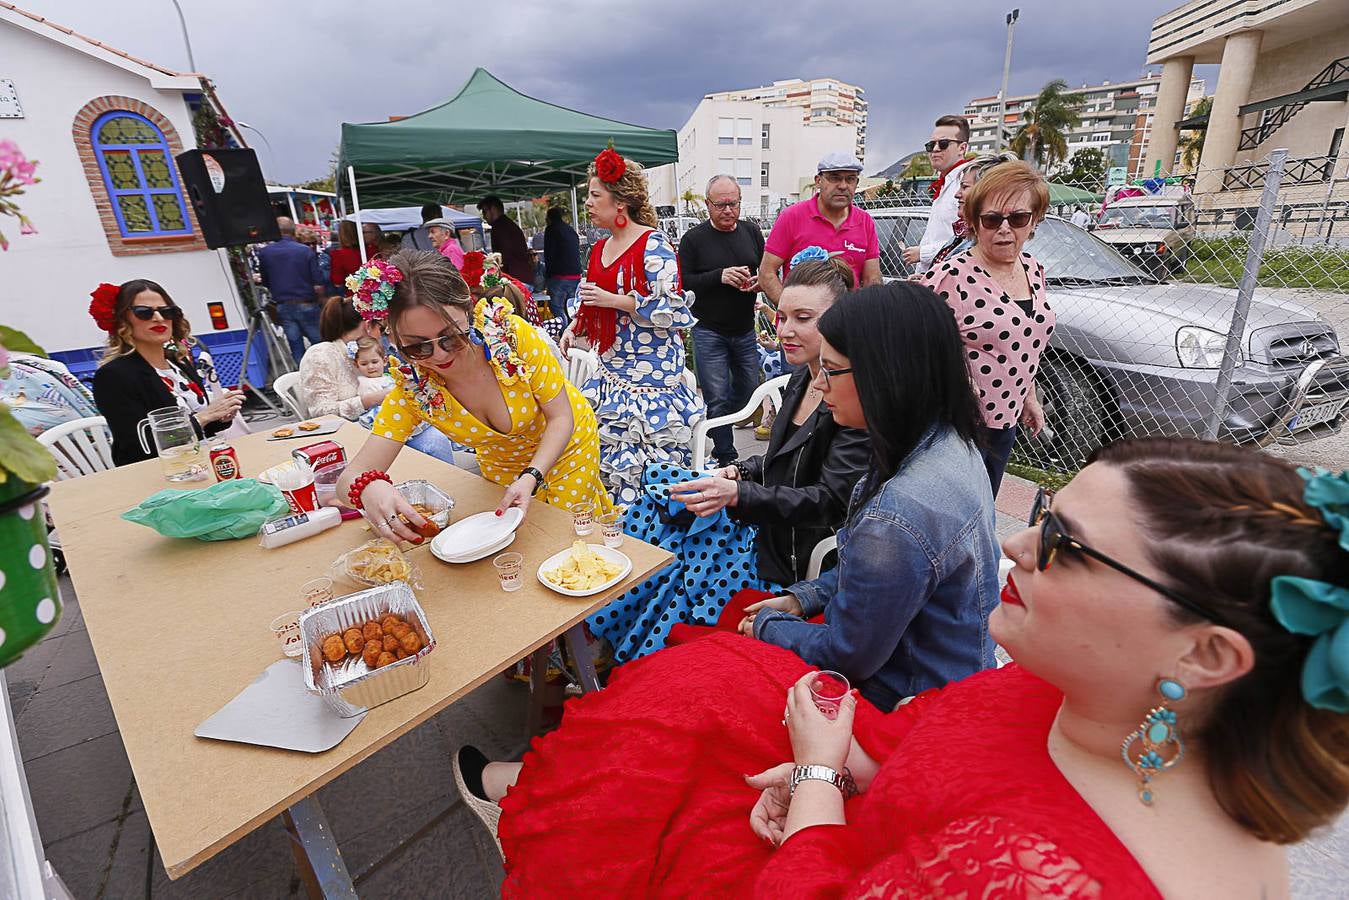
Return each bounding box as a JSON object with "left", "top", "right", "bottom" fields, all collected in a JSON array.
[{"left": 1001, "top": 574, "right": 1024, "bottom": 607}]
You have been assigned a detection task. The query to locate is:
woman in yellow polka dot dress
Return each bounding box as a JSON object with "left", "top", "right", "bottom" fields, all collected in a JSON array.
[{"left": 336, "top": 250, "right": 610, "bottom": 543}]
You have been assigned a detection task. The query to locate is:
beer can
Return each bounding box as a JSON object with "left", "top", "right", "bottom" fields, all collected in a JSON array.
[{"left": 210, "top": 442, "right": 242, "bottom": 481}]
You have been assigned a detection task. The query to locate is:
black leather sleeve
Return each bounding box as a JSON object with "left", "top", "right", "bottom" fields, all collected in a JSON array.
[
  {"left": 738, "top": 453, "right": 766, "bottom": 484},
  {"left": 733, "top": 426, "right": 871, "bottom": 527},
  {"left": 92, "top": 360, "right": 155, "bottom": 466}
]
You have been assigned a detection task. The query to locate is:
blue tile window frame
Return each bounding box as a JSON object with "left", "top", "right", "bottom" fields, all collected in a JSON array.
[{"left": 90, "top": 111, "right": 193, "bottom": 238}]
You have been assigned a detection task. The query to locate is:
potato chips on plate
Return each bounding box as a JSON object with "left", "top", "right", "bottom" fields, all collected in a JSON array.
[{"left": 537, "top": 541, "right": 632, "bottom": 597}]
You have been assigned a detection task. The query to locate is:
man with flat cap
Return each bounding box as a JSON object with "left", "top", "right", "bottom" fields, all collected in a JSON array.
[
  {"left": 759, "top": 151, "right": 881, "bottom": 306},
  {"left": 426, "top": 217, "right": 466, "bottom": 270}
]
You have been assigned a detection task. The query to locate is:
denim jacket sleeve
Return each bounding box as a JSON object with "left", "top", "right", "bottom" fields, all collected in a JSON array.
[{"left": 753, "top": 508, "right": 937, "bottom": 682}]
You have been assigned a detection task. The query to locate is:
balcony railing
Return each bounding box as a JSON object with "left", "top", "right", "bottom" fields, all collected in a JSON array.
[{"left": 1222, "top": 155, "right": 1336, "bottom": 191}]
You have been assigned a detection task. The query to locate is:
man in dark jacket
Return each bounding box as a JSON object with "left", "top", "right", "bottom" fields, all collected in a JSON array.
[
  {"left": 479, "top": 195, "right": 534, "bottom": 282},
  {"left": 542, "top": 207, "right": 582, "bottom": 325},
  {"left": 677, "top": 176, "right": 765, "bottom": 466},
  {"left": 256, "top": 217, "right": 325, "bottom": 364}
]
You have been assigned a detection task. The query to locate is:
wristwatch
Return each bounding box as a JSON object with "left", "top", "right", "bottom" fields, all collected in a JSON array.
[
  {"left": 789, "top": 764, "right": 858, "bottom": 798},
  {"left": 518, "top": 466, "right": 547, "bottom": 496}
]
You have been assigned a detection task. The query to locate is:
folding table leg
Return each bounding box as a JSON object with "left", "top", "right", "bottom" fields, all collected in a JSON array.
[
  {"left": 282, "top": 796, "right": 357, "bottom": 900},
  {"left": 524, "top": 644, "right": 551, "bottom": 737},
  {"left": 562, "top": 624, "right": 602, "bottom": 694}
]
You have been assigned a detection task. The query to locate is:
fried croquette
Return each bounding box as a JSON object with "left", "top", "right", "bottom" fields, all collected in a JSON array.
[
  {"left": 361, "top": 621, "right": 383, "bottom": 643},
  {"left": 361, "top": 641, "right": 383, "bottom": 668},
  {"left": 396, "top": 647, "right": 409, "bottom": 660},
  {"left": 342, "top": 628, "right": 365, "bottom": 654},
  {"left": 398, "top": 631, "right": 421, "bottom": 654},
  {"left": 376, "top": 651, "right": 397, "bottom": 668},
  {"left": 379, "top": 614, "right": 403, "bottom": 631},
  {"left": 321, "top": 634, "right": 346, "bottom": 663},
  {"left": 389, "top": 622, "right": 412, "bottom": 641}
]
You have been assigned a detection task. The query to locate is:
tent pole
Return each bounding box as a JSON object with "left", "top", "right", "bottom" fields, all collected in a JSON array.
[
  {"left": 285, "top": 192, "right": 299, "bottom": 223},
  {"left": 570, "top": 184, "right": 579, "bottom": 227},
  {"left": 349, "top": 165, "right": 367, "bottom": 263}
]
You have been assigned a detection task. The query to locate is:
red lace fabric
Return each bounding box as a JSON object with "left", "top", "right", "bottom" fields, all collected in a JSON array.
[
  {"left": 498, "top": 634, "right": 1159, "bottom": 899},
  {"left": 573, "top": 231, "right": 653, "bottom": 354}
]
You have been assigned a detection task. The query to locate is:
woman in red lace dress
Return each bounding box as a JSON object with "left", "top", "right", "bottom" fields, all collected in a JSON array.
[{"left": 456, "top": 442, "right": 1349, "bottom": 895}]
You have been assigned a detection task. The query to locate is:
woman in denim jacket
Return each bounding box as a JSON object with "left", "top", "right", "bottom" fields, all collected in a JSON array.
[{"left": 741, "top": 282, "right": 1000, "bottom": 709}]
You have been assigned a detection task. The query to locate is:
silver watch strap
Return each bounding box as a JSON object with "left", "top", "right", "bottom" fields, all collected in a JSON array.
[{"left": 789, "top": 764, "right": 843, "bottom": 795}]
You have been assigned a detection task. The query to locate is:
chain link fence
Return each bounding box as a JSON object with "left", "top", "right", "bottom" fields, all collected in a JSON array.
[{"left": 734, "top": 149, "right": 1349, "bottom": 477}]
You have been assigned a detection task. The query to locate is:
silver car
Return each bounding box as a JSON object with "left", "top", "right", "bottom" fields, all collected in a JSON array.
[{"left": 870, "top": 209, "right": 1349, "bottom": 466}]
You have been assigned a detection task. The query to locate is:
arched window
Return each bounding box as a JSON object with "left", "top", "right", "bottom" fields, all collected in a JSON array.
[{"left": 90, "top": 111, "right": 192, "bottom": 238}]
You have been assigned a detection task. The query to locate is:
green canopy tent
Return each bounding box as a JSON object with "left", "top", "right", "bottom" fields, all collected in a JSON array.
[
  {"left": 337, "top": 67, "right": 678, "bottom": 212},
  {"left": 1046, "top": 182, "right": 1103, "bottom": 206}
]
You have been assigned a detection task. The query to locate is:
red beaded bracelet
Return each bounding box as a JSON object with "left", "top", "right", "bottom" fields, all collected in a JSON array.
[{"left": 347, "top": 470, "right": 392, "bottom": 509}]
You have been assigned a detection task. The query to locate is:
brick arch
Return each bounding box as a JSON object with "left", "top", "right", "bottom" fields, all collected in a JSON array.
[{"left": 72, "top": 95, "right": 208, "bottom": 256}]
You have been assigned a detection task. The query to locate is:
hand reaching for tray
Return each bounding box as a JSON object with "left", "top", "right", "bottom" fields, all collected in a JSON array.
[{"left": 359, "top": 481, "right": 427, "bottom": 544}]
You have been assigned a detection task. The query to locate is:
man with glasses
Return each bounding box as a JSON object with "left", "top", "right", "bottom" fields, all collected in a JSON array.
[
  {"left": 759, "top": 152, "right": 881, "bottom": 307},
  {"left": 677, "top": 175, "right": 766, "bottom": 466},
  {"left": 903, "top": 116, "right": 971, "bottom": 275}
]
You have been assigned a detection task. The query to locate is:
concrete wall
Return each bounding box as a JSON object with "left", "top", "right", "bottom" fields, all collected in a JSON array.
[
  {"left": 0, "top": 24, "right": 244, "bottom": 354},
  {"left": 1237, "top": 23, "right": 1349, "bottom": 163}
]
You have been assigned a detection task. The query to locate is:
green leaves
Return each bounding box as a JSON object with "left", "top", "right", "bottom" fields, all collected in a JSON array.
[
  {"left": 0, "top": 405, "right": 57, "bottom": 484},
  {"left": 0, "top": 326, "right": 45, "bottom": 357}
]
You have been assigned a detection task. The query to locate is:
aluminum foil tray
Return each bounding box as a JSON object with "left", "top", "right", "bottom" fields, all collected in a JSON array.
[
  {"left": 394, "top": 480, "right": 455, "bottom": 529},
  {"left": 299, "top": 581, "right": 435, "bottom": 717}
]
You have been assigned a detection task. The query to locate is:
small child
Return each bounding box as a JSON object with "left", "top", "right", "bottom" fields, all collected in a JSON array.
[{"left": 350, "top": 337, "right": 393, "bottom": 429}]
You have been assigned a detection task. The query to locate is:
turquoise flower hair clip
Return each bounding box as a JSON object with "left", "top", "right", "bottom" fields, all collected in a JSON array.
[
  {"left": 1269, "top": 467, "right": 1349, "bottom": 713},
  {"left": 789, "top": 245, "right": 830, "bottom": 268}
]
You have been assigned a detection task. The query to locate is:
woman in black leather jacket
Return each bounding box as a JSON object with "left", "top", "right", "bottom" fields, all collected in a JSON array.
[{"left": 671, "top": 252, "right": 869, "bottom": 586}]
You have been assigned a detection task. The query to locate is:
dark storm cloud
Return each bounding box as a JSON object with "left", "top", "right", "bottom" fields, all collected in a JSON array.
[{"left": 22, "top": 0, "right": 1190, "bottom": 183}]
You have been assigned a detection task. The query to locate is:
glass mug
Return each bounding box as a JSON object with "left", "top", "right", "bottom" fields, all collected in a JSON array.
[{"left": 137, "top": 406, "right": 208, "bottom": 482}]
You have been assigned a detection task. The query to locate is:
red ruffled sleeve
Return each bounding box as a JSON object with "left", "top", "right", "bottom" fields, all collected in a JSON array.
[{"left": 849, "top": 686, "right": 943, "bottom": 761}]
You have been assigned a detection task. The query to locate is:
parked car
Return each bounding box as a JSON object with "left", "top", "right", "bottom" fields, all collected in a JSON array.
[
  {"left": 870, "top": 209, "right": 1349, "bottom": 466},
  {"left": 1091, "top": 195, "right": 1197, "bottom": 275}
]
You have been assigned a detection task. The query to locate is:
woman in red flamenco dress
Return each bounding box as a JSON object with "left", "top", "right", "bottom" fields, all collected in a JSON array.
[{"left": 456, "top": 447, "right": 1349, "bottom": 895}]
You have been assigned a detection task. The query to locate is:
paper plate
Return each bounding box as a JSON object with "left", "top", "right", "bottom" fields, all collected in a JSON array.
[
  {"left": 536, "top": 544, "right": 632, "bottom": 597},
  {"left": 430, "top": 508, "right": 523, "bottom": 560},
  {"left": 430, "top": 530, "right": 516, "bottom": 564}
]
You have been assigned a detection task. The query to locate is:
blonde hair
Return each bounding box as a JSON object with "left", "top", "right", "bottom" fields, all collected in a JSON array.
[
  {"left": 587, "top": 156, "right": 658, "bottom": 228},
  {"left": 98, "top": 279, "right": 192, "bottom": 366},
  {"left": 352, "top": 335, "right": 382, "bottom": 360}
]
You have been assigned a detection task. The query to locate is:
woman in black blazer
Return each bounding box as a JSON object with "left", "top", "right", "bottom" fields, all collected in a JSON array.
[{"left": 89, "top": 280, "right": 244, "bottom": 466}]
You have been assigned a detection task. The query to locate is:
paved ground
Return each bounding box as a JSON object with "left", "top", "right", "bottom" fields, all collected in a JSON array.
[{"left": 11, "top": 426, "right": 1347, "bottom": 898}]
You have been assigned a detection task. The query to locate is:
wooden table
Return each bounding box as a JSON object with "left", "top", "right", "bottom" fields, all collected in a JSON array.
[{"left": 45, "top": 421, "right": 672, "bottom": 892}]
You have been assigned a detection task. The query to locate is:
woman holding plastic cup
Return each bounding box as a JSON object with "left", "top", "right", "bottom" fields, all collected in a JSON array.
[{"left": 335, "top": 251, "right": 611, "bottom": 544}]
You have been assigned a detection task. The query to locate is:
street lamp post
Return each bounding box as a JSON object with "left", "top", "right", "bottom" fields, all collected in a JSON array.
[
  {"left": 237, "top": 122, "right": 278, "bottom": 181},
  {"left": 168, "top": 0, "right": 198, "bottom": 72},
  {"left": 994, "top": 8, "right": 1019, "bottom": 152}
]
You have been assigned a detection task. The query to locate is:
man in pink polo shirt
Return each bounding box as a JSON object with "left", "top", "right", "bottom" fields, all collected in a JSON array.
[
  {"left": 759, "top": 152, "right": 882, "bottom": 305},
  {"left": 425, "top": 217, "right": 466, "bottom": 271}
]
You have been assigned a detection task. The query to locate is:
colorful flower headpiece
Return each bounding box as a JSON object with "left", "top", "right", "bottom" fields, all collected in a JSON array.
[
  {"left": 789, "top": 246, "right": 830, "bottom": 268},
  {"left": 88, "top": 282, "right": 121, "bottom": 332},
  {"left": 345, "top": 260, "right": 403, "bottom": 321},
  {"left": 345, "top": 340, "right": 359, "bottom": 360},
  {"left": 595, "top": 146, "right": 626, "bottom": 185},
  {"left": 1269, "top": 467, "right": 1349, "bottom": 713},
  {"left": 461, "top": 251, "right": 510, "bottom": 293}
]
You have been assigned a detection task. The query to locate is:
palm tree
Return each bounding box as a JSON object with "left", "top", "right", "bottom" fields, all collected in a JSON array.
[
  {"left": 680, "top": 189, "right": 698, "bottom": 214},
  {"left": 1011, "top": 79, "right": 1085, "bottom": 172},
  {"left": 1176, "top": 97, "right": 1211, "bottom": 171},
  {"left": 900, "top": 154, "right": 933, "bottom": 179}
]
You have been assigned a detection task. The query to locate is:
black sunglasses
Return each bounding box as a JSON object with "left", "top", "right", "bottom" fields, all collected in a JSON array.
[
  {"left": 1029, "top": 489, "right": 1224, "bottom": 624},
  {"left": 399, "top": 332, "right": 468, "bottom": 361},
  {"left": 131, "top": 305, "right": 183, "bottom": 321},
  {"left": 978, "top": 211, "right": 1034, "bottom": 230},
  {"left": 924, "top": 138, "right": 963, "bottom": 152}
]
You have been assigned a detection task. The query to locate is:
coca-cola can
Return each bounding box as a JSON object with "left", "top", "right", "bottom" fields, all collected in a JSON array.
[
  {"left": 209, "top": 442, "right": 241, "bottom": 481},
  {"left": 292, "top": 440, "right": 345, "bottom": 471}
]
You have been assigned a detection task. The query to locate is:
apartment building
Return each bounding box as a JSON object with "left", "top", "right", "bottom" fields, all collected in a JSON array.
[
  {"left": 964, "top": 74, "right": 1206, "bottom": 179},
  {"left": 647, "top": 78, "right": 865, "bottom": 218}
]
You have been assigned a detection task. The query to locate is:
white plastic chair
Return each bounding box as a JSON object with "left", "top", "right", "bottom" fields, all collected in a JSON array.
[
  {"left": 805, "top": 535, "right": 837, "bottom": 580},
  {"left": 37, "top": 416, "right": 115, "bottom": 481},
  {"left": 689, "top": 374, "right": 792, "bottom": 470},
  {"left": 271, "top": 371, "right": 309, "bottom": 419},
  {"left": 565, "top": 348, "right": 599, "bottom": 387}
]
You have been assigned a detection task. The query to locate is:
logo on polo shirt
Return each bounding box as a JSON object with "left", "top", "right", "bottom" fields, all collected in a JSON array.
[{"left": 843, "top": 241, "right": 865, "bottom": 255}]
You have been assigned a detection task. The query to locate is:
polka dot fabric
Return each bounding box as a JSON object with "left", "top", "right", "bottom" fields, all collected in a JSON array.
[
  {"left": 587, "top": 462, "right": 772, "bottom": 663},
  {"left": 369, "top": 315, "right": 612, "bottom": 513},
  {"left": 0, "top": 489, "right": 62, "bottom": 666},
  {"left": 920, "top": 250, "right": 1056, "bottom": 428}
]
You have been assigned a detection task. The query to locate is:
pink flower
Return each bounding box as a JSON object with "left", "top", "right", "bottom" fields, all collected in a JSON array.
[
  {"left": 0, "top": 342, "right": 10, "bottom": 371},
  {"left": 18, "top": 219, "right": 35, "bottom": 235}
]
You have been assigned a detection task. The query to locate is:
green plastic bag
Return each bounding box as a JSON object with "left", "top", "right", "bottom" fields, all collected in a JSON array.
[{"left": 121, "top": 478, "right": 290, "bottom": 541}]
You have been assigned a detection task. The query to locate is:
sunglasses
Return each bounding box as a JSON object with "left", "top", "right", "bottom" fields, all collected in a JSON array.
[
  {"left": 399, "top": 332, "right": 468, "bottom": 361},
  {"left": 924, "top": 138, "right": 964, "bottom": 152},
  {"left": 130, "top": 305, "right": 183, "bottom": 321},
  {"left": 1029, "top": 488, "right": 1224, "bottom": 624},
  {"left": 978, "top": 211, "right": 1034, "bottom": 230}
]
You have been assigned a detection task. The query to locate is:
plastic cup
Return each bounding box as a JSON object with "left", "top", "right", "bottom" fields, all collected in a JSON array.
[
  {"left": 275, "top": 461, "right": 319, "bottom": 514},
  {"left": 313, "top": 461, "right": 348, "bottom": 508},
  {"left": 493, "top": 552, "right": 524, "bottom": 592},
  {"left": 270, "top": 611, "right": 304, "bottom": 658},
  {"left": 572, "top": 501, "right": 595, "bottom": 536},
  {"left": 300, "top": 576, "right": 333, "bottom": 608},
  {"left": 809, "top": 670, "right": 850, "bottom": 720},
  {"left": 597, "top": 510, "right": 623, "bottom": 548}
]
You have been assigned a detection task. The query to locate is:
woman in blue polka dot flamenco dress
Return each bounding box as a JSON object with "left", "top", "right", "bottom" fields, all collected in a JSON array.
[
  {"left": 336, "top": 251, "right": 611, "bottom": 542},
  {"left": 0, "top": 339, "right": 63, "bottom": 667},
  {"left": 559, "top": 148, "right": 703, "bottom": 507}
]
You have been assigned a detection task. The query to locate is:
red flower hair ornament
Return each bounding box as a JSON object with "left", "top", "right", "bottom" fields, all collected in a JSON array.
[
  {"left": 461, "top": 251, "right": 486, "bottom": 290},
  {"left": 595, "top": 147, "right": 626, "bottom": 184},
  {"left": 89, "top": 282, "right": 121, "bottom": 332}
]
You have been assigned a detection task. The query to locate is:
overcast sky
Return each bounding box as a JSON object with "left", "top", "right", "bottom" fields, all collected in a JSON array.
[{"left": 22, "top": 0, "right": 1201, "bottom": 184}]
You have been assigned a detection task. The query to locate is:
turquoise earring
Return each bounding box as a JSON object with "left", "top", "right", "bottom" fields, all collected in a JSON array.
[{"left": 1121, "top": 678, "right": 1186, "bottom": 806}]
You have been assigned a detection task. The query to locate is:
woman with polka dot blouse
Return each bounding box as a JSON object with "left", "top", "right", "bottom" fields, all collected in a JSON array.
[
  {"left": 337, "top": 251, "right": 609, "bottom": 543},
  {"left": 921, "top": 161, "right": 1056, "bottom": 494}
]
